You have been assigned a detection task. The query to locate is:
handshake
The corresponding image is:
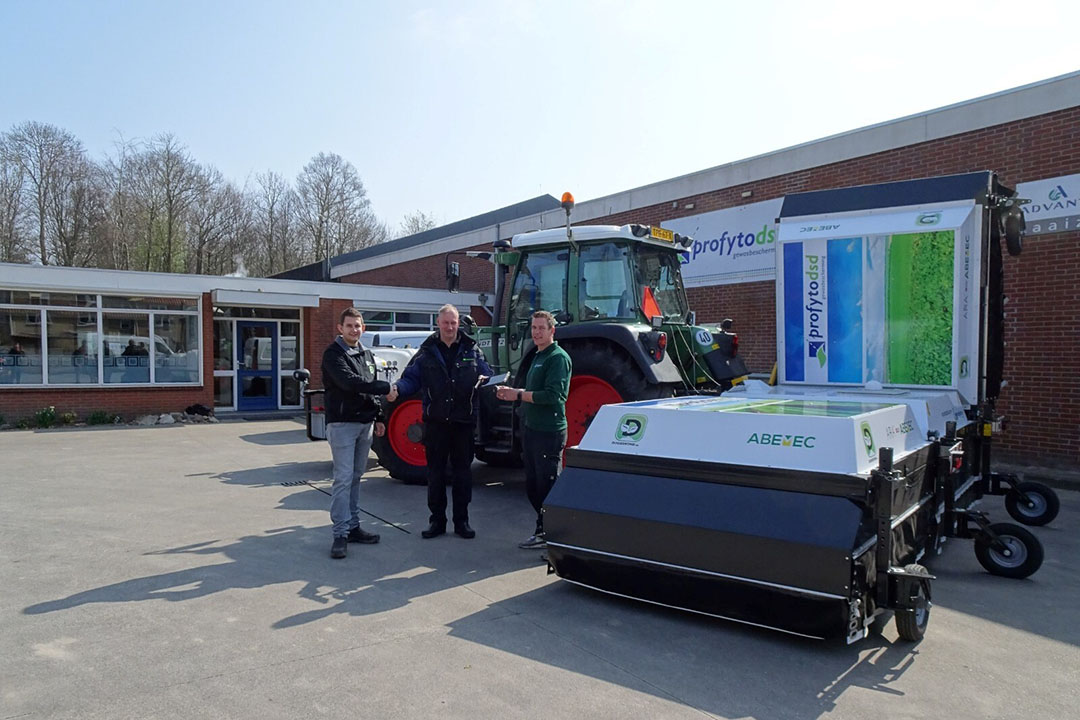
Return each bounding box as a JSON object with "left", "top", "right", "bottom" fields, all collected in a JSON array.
[{"left": 384, "top": 376, "right": 497, "bottom": 404}]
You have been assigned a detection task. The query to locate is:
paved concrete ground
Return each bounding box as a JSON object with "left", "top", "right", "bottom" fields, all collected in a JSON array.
[{"left": 2, "top": 419, "right": 1078, "bottom": 720}]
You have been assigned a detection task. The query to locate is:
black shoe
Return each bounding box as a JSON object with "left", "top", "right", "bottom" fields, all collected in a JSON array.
[
  {"left": 454, "top": 522, "right": 476, "bottom": 539},
  {"left": 330, "top": 536, "right": 348, "bottom": 559},
  {"left": 421, "top": 522, "right": 446, "bottom": 539},
  {"left": 347, "top": 526, "right": 380, "bottom": 544}
]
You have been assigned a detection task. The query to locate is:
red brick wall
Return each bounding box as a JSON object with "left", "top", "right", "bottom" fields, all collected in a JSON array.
[
  {"left": 1, "top": 294, "right": 215, "bottom": 421},
  {"left": 339, "top": 106, "right": 1080, "bottom": 465},
  {"left": 303, "top": 298, "right": 355, "bottom": 392}
]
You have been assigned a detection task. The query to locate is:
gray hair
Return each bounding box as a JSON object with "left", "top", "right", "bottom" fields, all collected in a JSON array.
[{"left": 438, "top": 304, "right": 459, "bottom": 318}]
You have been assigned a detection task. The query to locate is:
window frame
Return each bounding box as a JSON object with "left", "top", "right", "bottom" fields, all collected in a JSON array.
[{"left": 0, "top": 290, "right": 203, "bottom": 388}]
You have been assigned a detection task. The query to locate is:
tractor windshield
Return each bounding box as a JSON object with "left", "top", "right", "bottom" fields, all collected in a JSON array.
[{"left": 633, "top": 245, "right": 690, "bottom": 322}]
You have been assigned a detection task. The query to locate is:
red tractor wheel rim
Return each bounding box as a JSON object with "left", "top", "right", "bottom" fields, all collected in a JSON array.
[
  {"left": 565, "top": 375, "right": 623, "bottom": 448},
  {"left": 388, "top": 399, "right": 426, "bottom": 467}
]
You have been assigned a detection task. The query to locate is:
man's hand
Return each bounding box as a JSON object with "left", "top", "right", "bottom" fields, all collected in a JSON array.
[
  {"left": 495, "top": 385, "right": 516, "bottom": 402},
  {"left": 385, "top": 384, "right": 398, "bottom": 403},
  {"left": 374, "top": 421, "right": 386, "bottom": 437}
]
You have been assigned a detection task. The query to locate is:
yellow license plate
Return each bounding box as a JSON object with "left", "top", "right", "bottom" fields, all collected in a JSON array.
[{"left": 650, "top": 226, "right": 674, "bottom": 242}]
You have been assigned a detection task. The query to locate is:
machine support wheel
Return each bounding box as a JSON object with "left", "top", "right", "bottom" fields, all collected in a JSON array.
[
  {"left": 1004, "top": 481, "right": 1060, "bottom": 527},
  {"left": 894, "top": 564, "right": 932, "bottom": 642},
  {"left": 974, "top": 522, "right": 1044, "bottom": 578},
  {"left": 371, "top": 395, "right": 428, "bottom": 484}
]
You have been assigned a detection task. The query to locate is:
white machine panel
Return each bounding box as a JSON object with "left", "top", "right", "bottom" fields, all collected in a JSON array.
[{"left": 579, "top": 394, "right": 929, "bottom": 476}]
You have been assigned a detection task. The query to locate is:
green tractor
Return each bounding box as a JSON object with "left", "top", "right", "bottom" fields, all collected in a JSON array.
[{"left": 372, "top": 195, "right": 749, "bottom": 482}]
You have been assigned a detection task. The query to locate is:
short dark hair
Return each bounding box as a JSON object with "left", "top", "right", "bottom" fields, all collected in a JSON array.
[
  {"left": 339, "top": 307, "right": 364, "bottom": 325},
  {"left": 531, "top": 310, "right": 555, "bottom": 329}
]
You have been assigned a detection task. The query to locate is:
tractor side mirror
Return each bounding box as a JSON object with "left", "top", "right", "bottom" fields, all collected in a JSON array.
[
  {"left": 554, "top": 310, "right": 572, "bottom": 326},
  {"left": 687, "top": 310, "right": 696, "bottom": 326},
  {"left": 446, "top": 261, "right": 461, "bottom": 292},
  {"left": 293, "top": 368, "right": 311, "bottom": 383}
]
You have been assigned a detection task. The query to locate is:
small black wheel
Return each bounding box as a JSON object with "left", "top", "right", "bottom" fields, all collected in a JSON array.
[
  {"left": 975, "top": 523, "right": 1044, "bottom": 579},
  {"left": 894, "top": 564, "right": 931, "bottom": 642},
  {"left": 1005, "top": 481, "right": 1060, "bottom": 526}
]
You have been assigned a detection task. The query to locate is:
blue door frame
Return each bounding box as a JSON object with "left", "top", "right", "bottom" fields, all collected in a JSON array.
[{"left": 236, "top": 321, "right": 277, "bottom": 411}]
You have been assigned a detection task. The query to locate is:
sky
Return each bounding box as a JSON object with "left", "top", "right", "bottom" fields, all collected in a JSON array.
[{"left": 2, "top": 0, "right": 1077, "bottom": 233}]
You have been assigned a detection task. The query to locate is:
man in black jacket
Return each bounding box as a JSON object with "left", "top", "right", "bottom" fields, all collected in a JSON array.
[
  {"left": 388, "top": 304, "right": 492, "bottom": 539},
  {"left": 321, "top": 308, "right": 392, "bottom": 559}
]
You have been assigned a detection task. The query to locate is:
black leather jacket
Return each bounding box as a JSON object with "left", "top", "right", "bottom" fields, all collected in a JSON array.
[{"left": 321, "top": 338, "right": 391, "bottom": 424}]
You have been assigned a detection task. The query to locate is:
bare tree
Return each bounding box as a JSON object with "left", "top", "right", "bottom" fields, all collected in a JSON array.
[
  {"left": 129, "top": 147, "right": 164, "bottom": 272},
  {"left": 295, "top": 152, "right": 383, "bottom": 262},
  {"left": 3, "top": 121, "right": 83, "bottom": 264},
  {"left": 48, "top": 151, "right": 104, "bottom": 267},
  {"left": 398, "top": 210, "right": 438, "bottom": 238},
  {"left": 148, "top": 134, "right": 200, "bottom": 272},
  {"left": 250, "top": 170, "right": 299, "bottom": 275},
  {"left": 98, "top": 135, "right": 143, "bottom": 270},
  {"left": 0, "top": 139, "right": 28, "bottom": 263},
  {"left": 185, "top": 168, "right": 250, "bottom": 275}
]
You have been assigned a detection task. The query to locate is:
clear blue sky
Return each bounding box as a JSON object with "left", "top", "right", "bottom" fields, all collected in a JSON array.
[{"left": 2, "top": 0, "right": 1077, "bottom": 232}]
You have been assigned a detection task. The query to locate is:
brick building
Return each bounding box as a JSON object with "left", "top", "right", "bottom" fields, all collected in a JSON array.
[
  {"left": 332, "top": 72, "right": 1080, "bottom": 468},
  {"left": 0, "top": 264, "right": 481, "bottom": 421}
]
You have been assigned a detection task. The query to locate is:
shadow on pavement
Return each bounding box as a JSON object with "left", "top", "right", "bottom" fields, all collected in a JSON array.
[
  {"left": 22, "top": 524, "right": 540, "bottom": 628},
  {"left": 238, "top": 427, "right": 311, "bottom": 446},
  {"left": 447, "top": 581, "right": 920, "bottom": 720}
]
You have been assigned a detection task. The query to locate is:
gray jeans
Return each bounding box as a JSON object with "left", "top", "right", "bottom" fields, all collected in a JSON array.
[{"left": 327, "top": 421, "right": 375, "bottom": 537}]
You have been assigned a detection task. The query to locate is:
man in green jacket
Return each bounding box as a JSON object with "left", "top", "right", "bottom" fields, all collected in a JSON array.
[{"left": 496, "top": 310, "right": 572, "bottom": 549}]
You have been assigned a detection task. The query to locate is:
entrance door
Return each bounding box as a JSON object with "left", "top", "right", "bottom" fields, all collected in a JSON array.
[{"left": 237, "top": 321, "right": 277, "bottom": 411}]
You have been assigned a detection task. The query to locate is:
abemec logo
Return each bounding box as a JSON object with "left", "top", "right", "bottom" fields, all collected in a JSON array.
[
  {"left": 860, "top": 421, "right": 875, "bottom": 459},
  {"left": 614, "top": 414, "right": 647, "bottom": 443},
  {"left": 917, "top": 212, "right": 942, "bottom": 226},
  {"left": 747, "top": 432, "right": 816, "bottom": 448},
  {"left": 1049, "top": 185, "right": 1068, "bottom": 201}
]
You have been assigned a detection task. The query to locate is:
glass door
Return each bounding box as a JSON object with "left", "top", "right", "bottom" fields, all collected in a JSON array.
[{"left": 237, "top": 321, "right": 277, "bottom": 411}]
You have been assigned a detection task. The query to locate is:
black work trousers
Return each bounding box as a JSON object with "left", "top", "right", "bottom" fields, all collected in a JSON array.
[
  {"left": 424, "top": 421, "right": 474, "bottom": 527},
  {"left": 522, "top": 426, "right": 567, "bottom": 533}
]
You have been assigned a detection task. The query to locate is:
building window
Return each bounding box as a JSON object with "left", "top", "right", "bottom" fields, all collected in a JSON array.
[
  {"left": 0, "top": 309, "right": 43, "bottom": 385},
  {"left": 356, "top": 310, "right": 437, "bottom": 331},
  {"left": 155, "top": 315, "right": 200, "bottom": 383},
  {"left": 214, "top": 376, "right": 233, "bottom": 407},
  {"left": 102, "top": 313, "right": 151, "bottom": 384},
  {"left": 46, "top": 310, "right": 100, "bottom": 385},
  {"left": 0, "top": 290, "right": 201, "bottom": 387},
  {"left": 102, "top": 295, "right": 198, "bottom": 311},
  {"left": 214, "top": 320, "right": 233, "bottom": 370}
]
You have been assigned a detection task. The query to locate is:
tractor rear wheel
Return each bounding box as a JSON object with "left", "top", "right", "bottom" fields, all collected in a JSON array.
[
  {"left": 372, "top": 395, "right": 428, "bottom": 484},
  {"left": 563, "top": 342, "right": 673, "bottom": 448}
]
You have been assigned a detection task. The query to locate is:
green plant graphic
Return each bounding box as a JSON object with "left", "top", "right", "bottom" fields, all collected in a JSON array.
[{"left": 886, "top": 231, "right": 953, "bottom": 385}]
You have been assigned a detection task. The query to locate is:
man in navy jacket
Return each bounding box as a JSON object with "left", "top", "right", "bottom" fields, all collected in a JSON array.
[{"left": 389, "top": 304, "right": 492, "bottom": 539}]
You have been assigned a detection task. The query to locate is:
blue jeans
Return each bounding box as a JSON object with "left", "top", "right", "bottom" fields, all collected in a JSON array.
[{"left": 327, "top": 421, "right": 375, "bottom": 537}]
